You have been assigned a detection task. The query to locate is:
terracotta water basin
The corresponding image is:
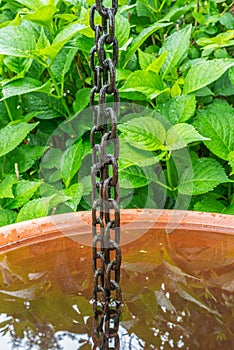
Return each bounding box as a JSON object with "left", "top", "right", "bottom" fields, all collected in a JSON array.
[{"left": 0, "top": 209, "right": 234, "bottom": 349}]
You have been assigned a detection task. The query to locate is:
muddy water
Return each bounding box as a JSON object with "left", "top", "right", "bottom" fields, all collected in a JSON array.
[{"left": 0, "top": 227, "right": 234, "bottom": 350}]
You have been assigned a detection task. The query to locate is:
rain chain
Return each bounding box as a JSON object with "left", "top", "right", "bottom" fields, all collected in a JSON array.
[{"left": 90, "top": 0, "right": 122, "bottom": 348}]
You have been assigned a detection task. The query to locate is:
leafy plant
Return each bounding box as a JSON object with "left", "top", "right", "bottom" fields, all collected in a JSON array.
[{"left": 0, "top": 0, "right": 233, "bottom": 225}]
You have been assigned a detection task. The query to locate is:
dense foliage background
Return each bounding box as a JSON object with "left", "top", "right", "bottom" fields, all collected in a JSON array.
[{"left": 0, "top": 0, "right": 234, "bottom": 226}]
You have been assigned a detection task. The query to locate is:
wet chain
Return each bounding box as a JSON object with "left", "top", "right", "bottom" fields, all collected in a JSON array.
[{"left": 90, "top": 1, "right": 122, "bottom": 349}]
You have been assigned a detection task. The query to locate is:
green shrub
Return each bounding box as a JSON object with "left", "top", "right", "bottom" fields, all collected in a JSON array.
[{"left": 0, "top": 0, "right": 234, "bottom": 225}]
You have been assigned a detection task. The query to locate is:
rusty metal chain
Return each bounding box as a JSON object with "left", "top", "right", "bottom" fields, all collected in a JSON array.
[{"left": 90, "top": 0, "right": 122, "bottom": 348}]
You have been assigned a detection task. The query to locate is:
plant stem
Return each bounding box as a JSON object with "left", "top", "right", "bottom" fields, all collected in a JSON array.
[
  {"left": 152, "top": 179, "right": 173, "bottom": 191},
  {"left": 3, "top": 100, "right": 13, "bottom": 122},
  {"left": 48, "top": 67, "right": 71, "bottom": 117},
  {"left": 166, "top": 154, "right": 177, "bottom": 199},
  {"left": 221, "top": 1, "right": 234, "bottom": 15}
]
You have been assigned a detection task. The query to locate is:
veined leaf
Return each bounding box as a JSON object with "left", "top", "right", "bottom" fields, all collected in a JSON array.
[
  {"left": 0, "top": 122, "right": 39, "bottom": 157},
  {"left": 228, "top": 151, "right": 234, "bottom": 175},
  {"left": 119, "top": 116, "right": 166, "bottom": 151},
  {"left": 15, "top": 0, "right": 46, "bottom": 10},
  {"left": 0, "top": 208, "right": 17, "bottom": 227},
  {"left": 159, "top": 25, "right": 192, "bottom": 77},
  {"left": 184, "top": 59, "right": 234, "bottom": 94},
  {"left": 119, "top": 166, "right": 150, "bottom": 188},
  {"left": 1, "top": 77, "right": 51, "bottom": 101},
  {"left": 138, "top": 49, "right": 155, "bottom": 70},
  {"left": 4, "top": 180, "right": 42, "bottom": 209},
  {"left": 229, "top": 66, "right": 234, "bottom": 84},
  {"left": 17, "top": 196, "right": 52, "bottom": 222},
  {"left": 23, "top": 5, "right": 58, "bottom": 27},
  {"left": 195, "top": 100, "right": 234, "bottom": 160},
  {"left": 177, "top": 158, "right": 230, "bottom": 195},
  {"left": 119, "top": 70, "right": 166, "bottom": 99},
  {"left": 194, "top": 198, "right": 226, "bottom": 213},
  {"left": 157, "top": 94, "right": 196, "bottom": 124},
  {"left": 22, "top": 93, "right": 66, "bottom": 119},
  {"left": 115, "top": 13, "right": 130, "bottom": 47},
  {"left": 0, "top": 175, "right": 17, "bottom": 199},
  {"left": 4, "top": 145, "right": 45, "bottom": 174},
  {"left": 161, "top": 3, "right": 195, "bottom": 22},
  {"left": 72, "top": 88, "right": 91, "bottom": 114},
  {"left": 166, "top": 124, "right": 208, "bottom": 151},
  {"left": 3, "top": 56, "right": 32, "bottom": 75},
  {"left": 146, "top": 51, "right": 168, "bottom": 74},
  {"left": 123, "top": 21, "right": 171, "bottom": 68},
  {"left": 50, "top": 47, "right": 78, "bottom": 82},
  {"left": 63, "top": 183, "right": 84, "bottom": 211},
  {"left": 0, "top": 23, "right": 37, "bottom": 57},
  {"left": 119, "top": 141, "right": 164, "bottom": 169},
  {"left": 136, "top": 0, "right": 158, "bottom": 17},
  {"left": 61, "top": 140, "right": 83, "bottom": 188},
  {"left": 34, "top": 22, "right": 86, "bottom": 61}
]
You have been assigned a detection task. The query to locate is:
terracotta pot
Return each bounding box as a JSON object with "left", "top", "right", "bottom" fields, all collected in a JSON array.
[
  {"left": 0, "top": 209, "right": 234, "bottom": 349},
  {"left": 0, "top": 209, "right": 234, "bottom": 252}
]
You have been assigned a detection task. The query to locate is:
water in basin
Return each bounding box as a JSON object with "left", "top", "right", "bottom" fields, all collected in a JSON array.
[{"left": 0, "top": 226, "right": 234, "bottom": 349}]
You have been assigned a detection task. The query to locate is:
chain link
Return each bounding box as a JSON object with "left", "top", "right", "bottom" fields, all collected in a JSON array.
[{"left": 90, "top": 1, "right": 122, "bottom": 349}]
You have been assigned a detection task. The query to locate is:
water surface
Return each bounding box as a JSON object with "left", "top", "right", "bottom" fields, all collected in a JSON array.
[{"left": 0, "top": 227, "right": 234, "bottom": 349}]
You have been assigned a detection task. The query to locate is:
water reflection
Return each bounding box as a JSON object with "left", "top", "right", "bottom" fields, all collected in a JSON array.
[{"left": 0, "top": 228, "right": 234, "bottom": 349}]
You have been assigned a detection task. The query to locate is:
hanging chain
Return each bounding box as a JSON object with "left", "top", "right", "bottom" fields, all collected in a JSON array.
[{"left": 90, "top": 0, "right": 122, "bottom": 349}]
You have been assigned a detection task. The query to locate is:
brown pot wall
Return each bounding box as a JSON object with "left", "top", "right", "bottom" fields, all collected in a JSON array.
[{"left": 0, "top": 209, "right": 234, "bottom": 253}]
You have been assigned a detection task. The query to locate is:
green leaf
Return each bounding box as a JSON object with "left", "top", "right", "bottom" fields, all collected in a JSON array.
[
  {"left": 159, "top": 25, "right": 192, "bottom": 77},
  {"left": 50, "top": 46, "right": 78, "bottom": 82},
  {"left": 72, "top": 88, "right": 91, "bottom": 114},
  {"left": 0, "top": 208, "right": 17, "bottom": 227},
  {"left": 166, "top": 124, "right": 208, "bottom": 151},
  {"left": 0, "top": 23, "right": 37, "bottom": 57},
  {"left": 157, "top": 94, "right": 196, "bottom": 124},
  {"left": 41, "top": 148, "right": 63, "bottom": 169},
  {"left": 1, "top": 77, "right": 51, "bottom": 101},
  {"left": 61, "top": 140, "right": 83, "bottom": 188},
  {"left": 212, "top": 71, "right": 234, "bottom": 96},
  {"left": 195, "top": 100, "right": 234, "bottom": 161},
  {"left": 184, "top": 59, "right": 234, "bottom": 94},
  {"left": 119, "top": 141, "right": 163, "bottom": 169},
  {"left": 219, "top": 12, "right": 234, "bottom": 29},
  {"left": 177, "top": 158, "right": 230, "bottom": 195},
  {"left": 4, "top": 180, "right": 42, "bottom": 209},
  {"left": 3, "top": 56, "right": 32, "bottom": 75},
  {"left": 228, "top": 151, "right": 234, "bottom": 175},
  {"left": 34, "top": 22, "right": 86, "bottom": 61},
  {"left": 146, "top": 51, "right": 168, "bottom": 74},
  {"left": 119, "top": 166, "right": 150, "bottom": 188},
  {"left": 123, "top": 21, "right": 171, "bottom": 68},
  {"left": 5, "top": 145, "right": 45, "bottom": 174},
  {"left": 229, "top": 66, "right": 234, "bottom": 84},
  {"left": 23, "top": 5, "right": 57, "bottom": 27},
  {"left": 17, "top": 196, "right": 52, "bottom": 222},
  {"left": 136, "top": 0, "right": 158, "bottom": 17},
  {"left": 0, "top": 122, "right": 39, "bottom": 157},
  {"left": 0, "top": 175, "right": 17, "bottom": 199},
  {"left": 194, "top": 198, "right": 226, "bottom": 213},
  {"left": 115, "top": 13, "right": 130, "bottom": 47},
  {"left": 138, "top": 49, "right": 155, "bottom": 70},
  {"left": 23, "top": 93, "right": 66, "bottom": 119},
  {"left": 119, "top": 116, "right": 166, "bottom": 151},
  {"left": 15, "top": 0, "right": 44, "bottom": 10},
  {"left": 161, "top": 3, "right": 194, "bottom": 22},
  {"left": 224, "top": 203, "right": 234, "bottom": 215},
  {"left": 119, "top": 70, "right": 166, "bottom": 99},
  {"left": 63, "top": 183, "right": 84, "bottom": 211}
]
